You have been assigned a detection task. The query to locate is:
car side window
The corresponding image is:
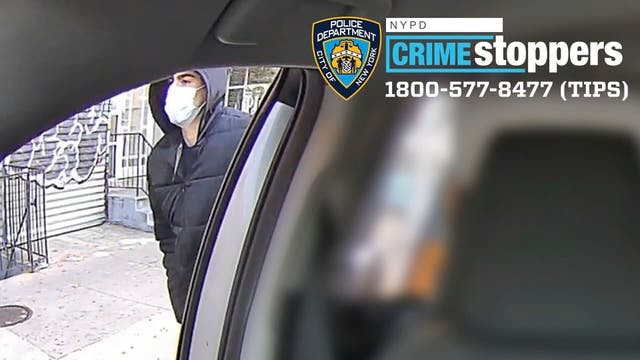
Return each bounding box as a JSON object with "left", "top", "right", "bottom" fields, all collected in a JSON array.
[{"left": 0, "top": 67, "right": 279, "bottom": 359}]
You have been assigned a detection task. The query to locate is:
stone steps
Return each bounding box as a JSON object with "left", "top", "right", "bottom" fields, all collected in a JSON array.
[{"left": 106, "top": 189, "right": 153, "bottom": 232}]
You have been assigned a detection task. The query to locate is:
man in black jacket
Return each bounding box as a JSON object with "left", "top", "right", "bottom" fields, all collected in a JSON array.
[{"left": 147, "top": 68, "right": 249, "bottom": 322}]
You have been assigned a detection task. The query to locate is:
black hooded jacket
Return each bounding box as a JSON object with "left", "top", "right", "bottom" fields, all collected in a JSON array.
[{"left": 147, "top": 68, "right": 249, "bottom": 322}]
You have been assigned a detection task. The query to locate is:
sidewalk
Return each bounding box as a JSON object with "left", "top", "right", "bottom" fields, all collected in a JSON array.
[{"left": 0, "top": 224, "right": 180, "bottom": 360}]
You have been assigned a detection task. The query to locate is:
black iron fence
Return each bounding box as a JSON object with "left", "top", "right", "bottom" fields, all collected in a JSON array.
[
  {"left": 0, "top": 165, "right": 48, "bottom": 280},
  {"left": 107, "top": 132, "right": 152, "bottom": 197}
]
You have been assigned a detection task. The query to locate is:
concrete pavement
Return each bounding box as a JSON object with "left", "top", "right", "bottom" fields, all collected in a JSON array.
[{"left": 0, "top": 224, "right": 180, "bottom": 360}]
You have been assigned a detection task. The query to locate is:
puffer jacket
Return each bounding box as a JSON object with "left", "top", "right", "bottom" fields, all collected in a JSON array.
[{"left": 147, "top": 68, "right": 249, "bottom": 322}]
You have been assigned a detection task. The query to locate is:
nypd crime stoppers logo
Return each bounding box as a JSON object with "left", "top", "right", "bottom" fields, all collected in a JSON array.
[{"left": 312, "top": 17, "right": 381, "bottom": 101}]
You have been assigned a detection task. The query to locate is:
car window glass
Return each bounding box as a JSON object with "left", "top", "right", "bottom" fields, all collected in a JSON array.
[{"left": 0, "top": 67, "right": 278, "bottom": 360}]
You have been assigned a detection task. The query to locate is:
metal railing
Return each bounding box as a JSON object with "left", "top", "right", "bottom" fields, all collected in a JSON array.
[
  {"left": 0, "top": 165, "right": 48, "bottom": 280},
  {"left": 107, "top": 132, "right": 152, "bottom": 197}
]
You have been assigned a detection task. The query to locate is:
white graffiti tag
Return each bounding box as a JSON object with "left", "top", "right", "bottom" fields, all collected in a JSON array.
[{"left": 4, "top": 102, "right": 111, "bottom": 188}]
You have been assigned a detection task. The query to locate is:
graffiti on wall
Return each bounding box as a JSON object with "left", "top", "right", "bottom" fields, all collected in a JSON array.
[
  {"left": 3, "top": 102, "right": 111, "bottom": 188},
  {"left": 241, "top": 85, "right": 269, "bottom": 115}
]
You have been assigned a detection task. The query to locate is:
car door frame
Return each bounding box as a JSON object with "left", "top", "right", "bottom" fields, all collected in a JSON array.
[{"left": 177, "top": 67, "right": 325, "bottom": 359}]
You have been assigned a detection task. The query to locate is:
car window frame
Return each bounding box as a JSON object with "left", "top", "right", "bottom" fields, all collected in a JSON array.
[
  {"left": 219, "top": 70, "right": 324, "bottom": 360},
  {"left": 177, "top": 68, "right": 324, "bottom": 360}
]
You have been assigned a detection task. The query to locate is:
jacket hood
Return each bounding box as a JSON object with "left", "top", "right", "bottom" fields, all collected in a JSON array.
[{"left": 148, "top": 67, "right": 229, "bottom": 135}]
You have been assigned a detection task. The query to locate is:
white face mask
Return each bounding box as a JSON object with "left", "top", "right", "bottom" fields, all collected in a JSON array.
[{"left": 164, "top": 84, "right": 205, "bottom": 128}]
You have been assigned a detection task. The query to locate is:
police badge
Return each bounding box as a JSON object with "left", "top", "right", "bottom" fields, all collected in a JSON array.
[{"left": 312, "top": 17, "right": 381, "bottom": 101}]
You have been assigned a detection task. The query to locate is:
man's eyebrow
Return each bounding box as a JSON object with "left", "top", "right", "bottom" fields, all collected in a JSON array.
[{"left": 176, "top": 73, "right": 197, "bottom": 80}]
